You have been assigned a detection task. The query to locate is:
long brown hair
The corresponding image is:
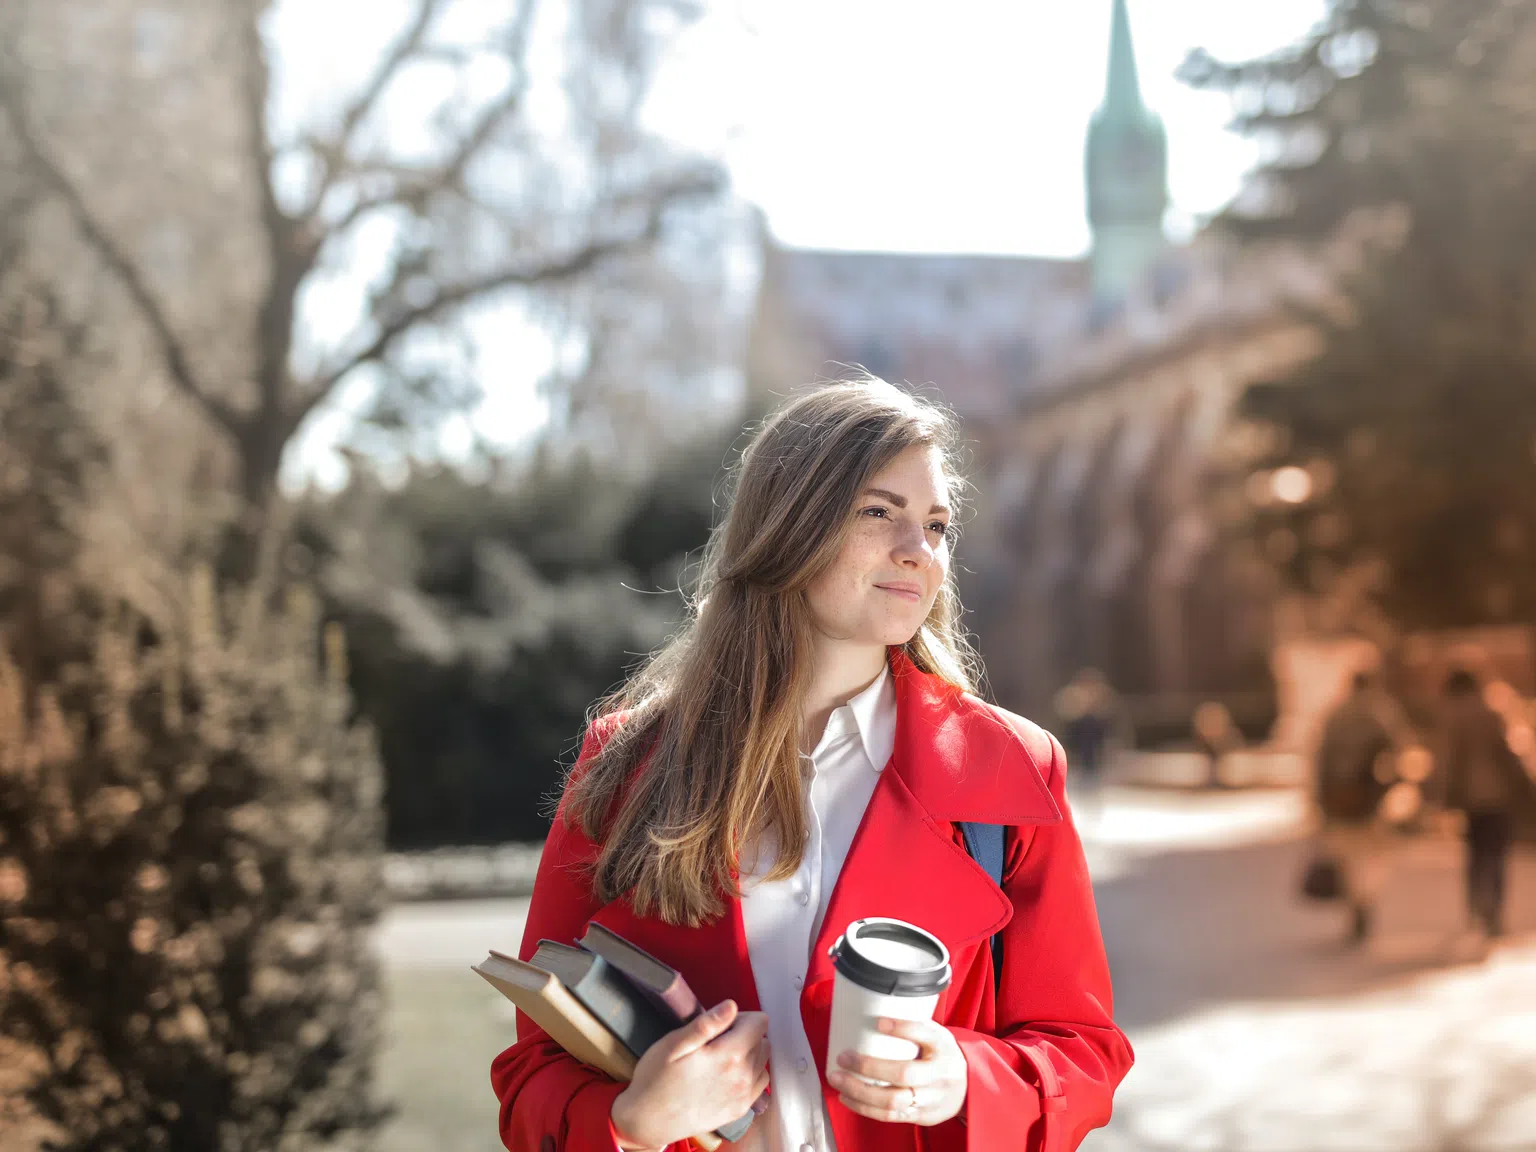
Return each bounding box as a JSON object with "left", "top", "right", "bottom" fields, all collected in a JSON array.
[{"left": 563, "top": 378, "right": 982, "bottom": 925}]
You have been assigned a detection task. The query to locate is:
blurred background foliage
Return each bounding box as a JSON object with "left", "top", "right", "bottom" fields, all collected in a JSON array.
[
  {"left": 294, "top": 431, "right": 732, "bottom": 848},
  {"left": 0, "top": 0, "right": 738, "bottom": 1143},
  {"left": 0, "top": 278, "right": 387, "bottom": 1150},
  {"left": 1190, "top": 0, "right": 1536, "bottom": 635}
]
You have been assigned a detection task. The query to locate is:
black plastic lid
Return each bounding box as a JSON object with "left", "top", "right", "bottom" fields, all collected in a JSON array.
[{"left": 828, "top": 917, "right": 952, "bottom": 997}]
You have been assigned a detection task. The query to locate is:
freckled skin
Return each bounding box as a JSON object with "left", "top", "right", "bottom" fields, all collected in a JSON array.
[{"left": 806, "top": 445, "right": 952, "bottom": 647}]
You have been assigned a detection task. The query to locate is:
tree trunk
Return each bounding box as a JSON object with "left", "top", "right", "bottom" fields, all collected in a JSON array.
[{"left": 215, "top": 414, "right": 286, "bottom": 589}]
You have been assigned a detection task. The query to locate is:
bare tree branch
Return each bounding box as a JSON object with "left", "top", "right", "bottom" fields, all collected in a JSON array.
[
  {"left": 433, "top": 0, "right": 539, "bottom": 193},
  {"left": 236, "top": 2, "right": 280, "bottom": 233},
  {"left": 320, "top": 0, "right": 538, "bottom": 241},
  {"left": 0, "top": 185, "right": 43, "bottom": 276},
  {"left": 307, "top": 240, "right": 637, "bottom": 414},
  {"left": 286, "top": 170, "right": 718, "bottom": 437},
  {"left": 322, "top": 177, "right": 412, "bottom": 243},
  {"left": 321, "top": 72, "right": 530, "bottom": 242},
  {"left": 304, "top": 0, "right": 449, "bottom": 219},
  {"left": 0, "top": 76, "right": 243, "bottom": 441},
  {"left": 237, "top": 2, "right": 316, "bottom": 419}
]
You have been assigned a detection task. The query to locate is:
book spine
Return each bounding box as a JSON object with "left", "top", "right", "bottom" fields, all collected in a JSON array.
[
  {"left": 567, "top": 956, "right": 675, "bottom": 1058},
  {"left": 714, "top": 1111, "right": 755, "bottom": 1143},
  {"left": 654, "top": 978, "right": 702, "bottom": 1022}
]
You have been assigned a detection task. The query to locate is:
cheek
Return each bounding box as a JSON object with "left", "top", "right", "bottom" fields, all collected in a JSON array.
[
  {"left": 927, "top": 539, "right": 950, "bottom": 579},
  {"left": 808, "top": 538, "right": 883, "bottom": 620},
  {"left": 925, "top": 552, "right": 950, "bottom": 601},
  {"left": 830, "top": 533, "right": 882, "bottom": 581},
  {"left": 807, "top": 563, "right": 858, "bottom": 622}
]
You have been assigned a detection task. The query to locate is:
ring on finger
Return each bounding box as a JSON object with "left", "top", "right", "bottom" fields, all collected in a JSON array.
[{"left": 902, "top": 1085, "right": 919, "bottom": 1117}]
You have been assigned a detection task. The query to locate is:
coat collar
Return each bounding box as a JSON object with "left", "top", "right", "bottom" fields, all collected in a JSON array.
[
  {"left": 797, "top": 649, "right": 1063, "bottom": 999},
  {"left": 884, "top": 646, "right": 1063, "bottom": 827}
]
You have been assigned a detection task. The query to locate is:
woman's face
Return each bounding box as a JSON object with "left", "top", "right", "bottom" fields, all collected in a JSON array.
[{"left": 806, "top": 444, "right": 953, "bottom": 649}]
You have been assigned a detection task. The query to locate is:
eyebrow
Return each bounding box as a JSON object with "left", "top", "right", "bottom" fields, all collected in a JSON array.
[{"left": 862, "top": 487, "right": 951, "bottom": 516}]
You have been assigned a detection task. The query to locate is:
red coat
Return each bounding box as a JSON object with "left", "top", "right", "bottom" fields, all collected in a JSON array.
[{"left": 491, "top": 650, "right": 1133, "bottom": 1151}]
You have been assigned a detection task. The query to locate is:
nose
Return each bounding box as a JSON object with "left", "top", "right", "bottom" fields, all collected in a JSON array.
[{"left": 890, "top": 522, "right": 935, "bottom": 569}]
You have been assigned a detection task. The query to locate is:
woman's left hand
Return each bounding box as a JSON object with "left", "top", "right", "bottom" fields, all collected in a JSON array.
[{"left": 827, "top": 1017, "right": 968, "bottom": 1126}]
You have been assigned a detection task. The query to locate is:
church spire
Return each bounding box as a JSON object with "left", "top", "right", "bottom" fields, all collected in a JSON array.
[
  {"left": 1085, "top": 0, "right": 1169, "bottom": 299},
  {"left": 1104, "top": 0, "right": 1144, "bottom": 116}
]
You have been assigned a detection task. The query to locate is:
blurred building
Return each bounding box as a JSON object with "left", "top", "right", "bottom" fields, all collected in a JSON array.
[{"left": 745, "top": 0, "right": 1329, "bottom": 729}]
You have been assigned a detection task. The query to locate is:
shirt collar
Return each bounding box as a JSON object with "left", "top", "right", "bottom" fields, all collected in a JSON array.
[{"left": 810, "top": 659, "right": 897, "bottom": 774}]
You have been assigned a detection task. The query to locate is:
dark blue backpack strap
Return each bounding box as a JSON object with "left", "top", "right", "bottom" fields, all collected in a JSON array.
[{"left": 958, "top": 821, "right": 1007, "bottom": 990}]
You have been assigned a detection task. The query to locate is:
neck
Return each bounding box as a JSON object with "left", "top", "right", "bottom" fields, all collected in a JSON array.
[{"left": 801, "top": 640, "right": 888, "bottom": 755}]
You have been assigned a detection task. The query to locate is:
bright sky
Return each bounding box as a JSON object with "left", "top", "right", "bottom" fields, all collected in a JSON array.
[
  {"left": 276, "top": 0, "right": 1329, "bottom": 486},
  {"left": 647, "top": 0, "right": 1328, "bottom": 254}
]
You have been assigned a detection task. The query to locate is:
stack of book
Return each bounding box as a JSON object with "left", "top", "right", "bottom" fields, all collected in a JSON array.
[{"left": 474, "top": 922, "right": 760, "bottom": 1148}]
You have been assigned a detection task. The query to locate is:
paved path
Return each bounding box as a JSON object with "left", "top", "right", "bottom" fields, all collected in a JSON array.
[
  {"left": 1080, "top": 788, "right": 1536, "bottom": 1152},
  {"left": 377, "top": 787, "right": 1536, "bottom": 1151}
]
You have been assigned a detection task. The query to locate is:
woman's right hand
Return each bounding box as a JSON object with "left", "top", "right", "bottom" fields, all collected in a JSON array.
[{"left": 610, "top": 1000, "right": 771, "bottom": 1151}]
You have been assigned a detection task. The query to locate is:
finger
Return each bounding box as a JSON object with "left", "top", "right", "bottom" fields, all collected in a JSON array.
[
  {"left": 834, "top": 1049, "right": 941, "bottom": 1088},
  {"left": 828, "top": 1069, "right": 901, "bottom": 1109},
  {"left": 749, "top": 1036, "right": 771, "bottom": 1079},
  {"left": 838, "top": 1092, "right": 921, "bottom": 1126},
  {"left": 668, "top": 1000, "right": 738, "bottom": 1059},
  {"left": 828, "top": 1070, "right": 921, "bottom": 1122},
  {"left": 711, "top": 1010, "right": 771, "bottom": 1055},
  {"left": 875, "top": 1016, "right": 950, "bottom": 1054},
  {"left": 734, "top": 1010, "right": 772, "bottom": 1043}
]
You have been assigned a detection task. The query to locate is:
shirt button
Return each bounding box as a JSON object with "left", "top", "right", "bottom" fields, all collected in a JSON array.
[
  {"left": 800, "top": 1145, "right": 815, "bottom": 1152},
  {"left": 795, "top": 1058, "right": 809, "bottom": 1072},
  {"left": 793, "top": 974, "right": 804, "bottom": 990},
  {"left": 796, "top": 891, "right": 810, "bottom": 906}
]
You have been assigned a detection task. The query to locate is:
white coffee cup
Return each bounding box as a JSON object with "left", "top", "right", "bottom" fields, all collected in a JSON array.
[{"left": 825, "top": 917, "right": 951, "bottom": 1084}]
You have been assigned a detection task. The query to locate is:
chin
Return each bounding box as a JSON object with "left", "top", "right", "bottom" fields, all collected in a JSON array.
[{"left": 875, "top": 621, "right": 927, "bottom": 648}]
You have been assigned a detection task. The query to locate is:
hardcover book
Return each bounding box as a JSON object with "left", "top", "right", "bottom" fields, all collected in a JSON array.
[
  {"left": 528, "top": 939, "right": 678, "bottom": 1060},
  {"left": 475, "top": 923, "right": 762, "bottom": 1146},
  {"left": 470, "top": 949, "right": 635, "bottom": 1082},
  {"left": 578, "top": 922, "right": 705, "bottom": 1022}
]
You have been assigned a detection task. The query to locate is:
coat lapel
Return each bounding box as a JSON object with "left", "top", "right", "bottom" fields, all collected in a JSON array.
[
  {"left": 803, "top": 647, "right": 1062, "bottom": 998},
  {"left": 801, "top": 651, "right": 1064, "bottom": 1148},
  {"left": 595, "top": 652, "right": 1064, "bottom": 1149}
]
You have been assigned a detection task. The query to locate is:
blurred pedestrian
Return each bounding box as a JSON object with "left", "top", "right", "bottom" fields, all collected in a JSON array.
[
  {"left": 1192, "top": 700, "right": 1240, "bottom": 790},
  {"left": 1437, "top": 668, "right": 1532, "bottom": 943},
  {"left": 1312, "top": 671, "right": 1405, "bottom": 945},
  {"left": 1055, "top": 667, "right": 1124, "bottom": 814}
]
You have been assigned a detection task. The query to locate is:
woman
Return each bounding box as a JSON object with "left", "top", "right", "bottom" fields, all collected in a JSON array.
[{"left": 492, "top": 379, "right": 1132, "bottom": 1152}]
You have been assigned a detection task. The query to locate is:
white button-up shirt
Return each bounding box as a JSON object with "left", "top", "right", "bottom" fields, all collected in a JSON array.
[{"left": 738, "top": 665, "right": 897, "bottom": 1152}]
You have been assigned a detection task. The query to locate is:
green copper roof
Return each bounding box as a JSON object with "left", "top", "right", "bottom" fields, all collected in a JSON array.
[
  {"left": 1085, "top": 0, "right": 1169, "bottom": 296},
  {"left": 1104, "top": 0, "right": 1144, "bottom": 116}
]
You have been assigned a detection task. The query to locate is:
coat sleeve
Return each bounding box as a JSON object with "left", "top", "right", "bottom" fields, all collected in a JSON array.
[
  {"left": 950, "top": 730, "right": 1133, "bottom": 1152},
  {"left": 490, "top": 722, "right": 686, "bottom": 1152}
]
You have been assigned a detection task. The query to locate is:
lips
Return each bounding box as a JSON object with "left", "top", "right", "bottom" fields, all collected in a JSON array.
[{"left": 875, "top": 582, "right": 924, "bottom": 602}]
